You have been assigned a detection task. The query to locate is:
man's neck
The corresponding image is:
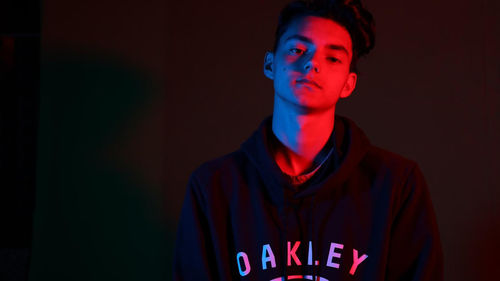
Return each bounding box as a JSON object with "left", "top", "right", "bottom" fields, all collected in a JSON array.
[{"left": 271, "top": 95, "right": 335, "bottom": 176}]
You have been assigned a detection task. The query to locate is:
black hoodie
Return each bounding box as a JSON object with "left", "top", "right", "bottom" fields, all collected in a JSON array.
[{"left": 173, "top": 115, "right": 443, "bottom": 281}]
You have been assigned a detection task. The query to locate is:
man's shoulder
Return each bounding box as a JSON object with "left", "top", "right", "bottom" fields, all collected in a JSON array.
[
  {"left": 185, "top": 149, "right": 254, "bottom": 203},
  {"left": 363, "top": 145, "right": 419, "bottom": 176}
]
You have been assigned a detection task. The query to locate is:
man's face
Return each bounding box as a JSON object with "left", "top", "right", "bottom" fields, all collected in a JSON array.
[{"left": 265, "top": 16, "right": 357, "bottom": 112}]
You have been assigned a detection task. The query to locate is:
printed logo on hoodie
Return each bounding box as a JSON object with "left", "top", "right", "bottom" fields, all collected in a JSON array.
[{"left": 236, "top": 240, "right": 368, "bottom": 279}]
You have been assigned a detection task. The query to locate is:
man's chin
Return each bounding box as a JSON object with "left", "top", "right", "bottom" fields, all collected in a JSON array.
[{"left": 287, "top": 100, "right": 335, "bottom": 114}]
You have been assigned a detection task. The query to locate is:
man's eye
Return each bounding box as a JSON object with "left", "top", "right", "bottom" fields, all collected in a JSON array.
[
  {"left": 327, "top": 57, "right": 340, "bottom": 63},
  {"left": 289, "top": 48, "right": 304, "bottom": 55}
]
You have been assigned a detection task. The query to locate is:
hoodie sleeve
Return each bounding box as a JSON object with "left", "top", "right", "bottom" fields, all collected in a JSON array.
[
  {"left": 385, "top": 164, "right": 444, "bottom": 281},
  {"left": 173, "top": 174, "right": 217, "bottom": 281}
]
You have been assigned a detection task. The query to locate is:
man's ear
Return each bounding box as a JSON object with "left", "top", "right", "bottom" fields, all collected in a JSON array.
[
  {"left": 340, "top": 72, "right": 357, "bottom": 98},
  {"left": 263, "top": 52, "right": 275, "bottom": 80}
]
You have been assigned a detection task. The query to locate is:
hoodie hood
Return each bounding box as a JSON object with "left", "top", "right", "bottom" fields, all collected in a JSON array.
[{"left": 241, "top": 115, "right": 371, "bottom": 206}]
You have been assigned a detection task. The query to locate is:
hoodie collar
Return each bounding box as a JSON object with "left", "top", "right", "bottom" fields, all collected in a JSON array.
[{"left": 241, "top": 115, "right": 371, "bottom": 205}]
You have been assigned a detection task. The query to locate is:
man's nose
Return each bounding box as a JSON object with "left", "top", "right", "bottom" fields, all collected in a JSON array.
[{"left": 303, "top": 54, "right": 320, "bottom": 73}]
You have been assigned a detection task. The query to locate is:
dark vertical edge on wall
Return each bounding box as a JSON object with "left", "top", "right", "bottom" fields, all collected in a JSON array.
[{"left": 0, "top": 0, "right": 40, "bottom": 280}]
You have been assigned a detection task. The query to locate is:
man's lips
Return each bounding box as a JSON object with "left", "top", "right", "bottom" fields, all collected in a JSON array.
[{"left": 296, "top": 78, "right": 322, "bottom": 89}]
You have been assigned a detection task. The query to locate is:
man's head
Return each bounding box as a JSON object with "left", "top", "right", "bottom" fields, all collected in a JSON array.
[
  {"left": 272, "top": 0, "right": 375, "bottom": 74},
  {"left": 264, "top": 0, "right": 375, "bottom": 112}
]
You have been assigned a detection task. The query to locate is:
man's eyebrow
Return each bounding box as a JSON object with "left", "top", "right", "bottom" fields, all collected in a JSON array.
[
  {"left": 285, "top": 34, "right": 313, "bottom": 44},
  {"left": 284, "top": 34, "right": 350, "bottom": 55},
  {"left": 326, "top": 44, "right": 349, "bottom": 55}
]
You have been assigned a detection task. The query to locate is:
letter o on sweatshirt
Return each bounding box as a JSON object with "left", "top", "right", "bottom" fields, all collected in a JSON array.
[{"left": 236, "top": 252, "right": 251, "bottom": 276}]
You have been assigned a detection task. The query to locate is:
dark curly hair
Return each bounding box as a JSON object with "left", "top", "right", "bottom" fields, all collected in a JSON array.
[{"left": 273, "top": 0, "right": 375, "bottom": 73}]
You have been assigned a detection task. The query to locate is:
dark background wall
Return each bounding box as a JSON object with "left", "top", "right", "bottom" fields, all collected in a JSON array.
[
  {"left": 0, "top": 0, "right": 39, "bottom": 280},
  {"left": 2, "top": 0, "right": 496, "bottom": 280}
]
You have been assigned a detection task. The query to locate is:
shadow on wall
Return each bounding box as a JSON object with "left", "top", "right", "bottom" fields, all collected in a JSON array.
[{"left": 30, "top": 50, "right": 174, "bottom": 281}]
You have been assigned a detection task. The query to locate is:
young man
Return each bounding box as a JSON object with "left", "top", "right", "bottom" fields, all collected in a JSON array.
[{"left": 174, "top": 0, "right": 443, "bottom": 280}]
